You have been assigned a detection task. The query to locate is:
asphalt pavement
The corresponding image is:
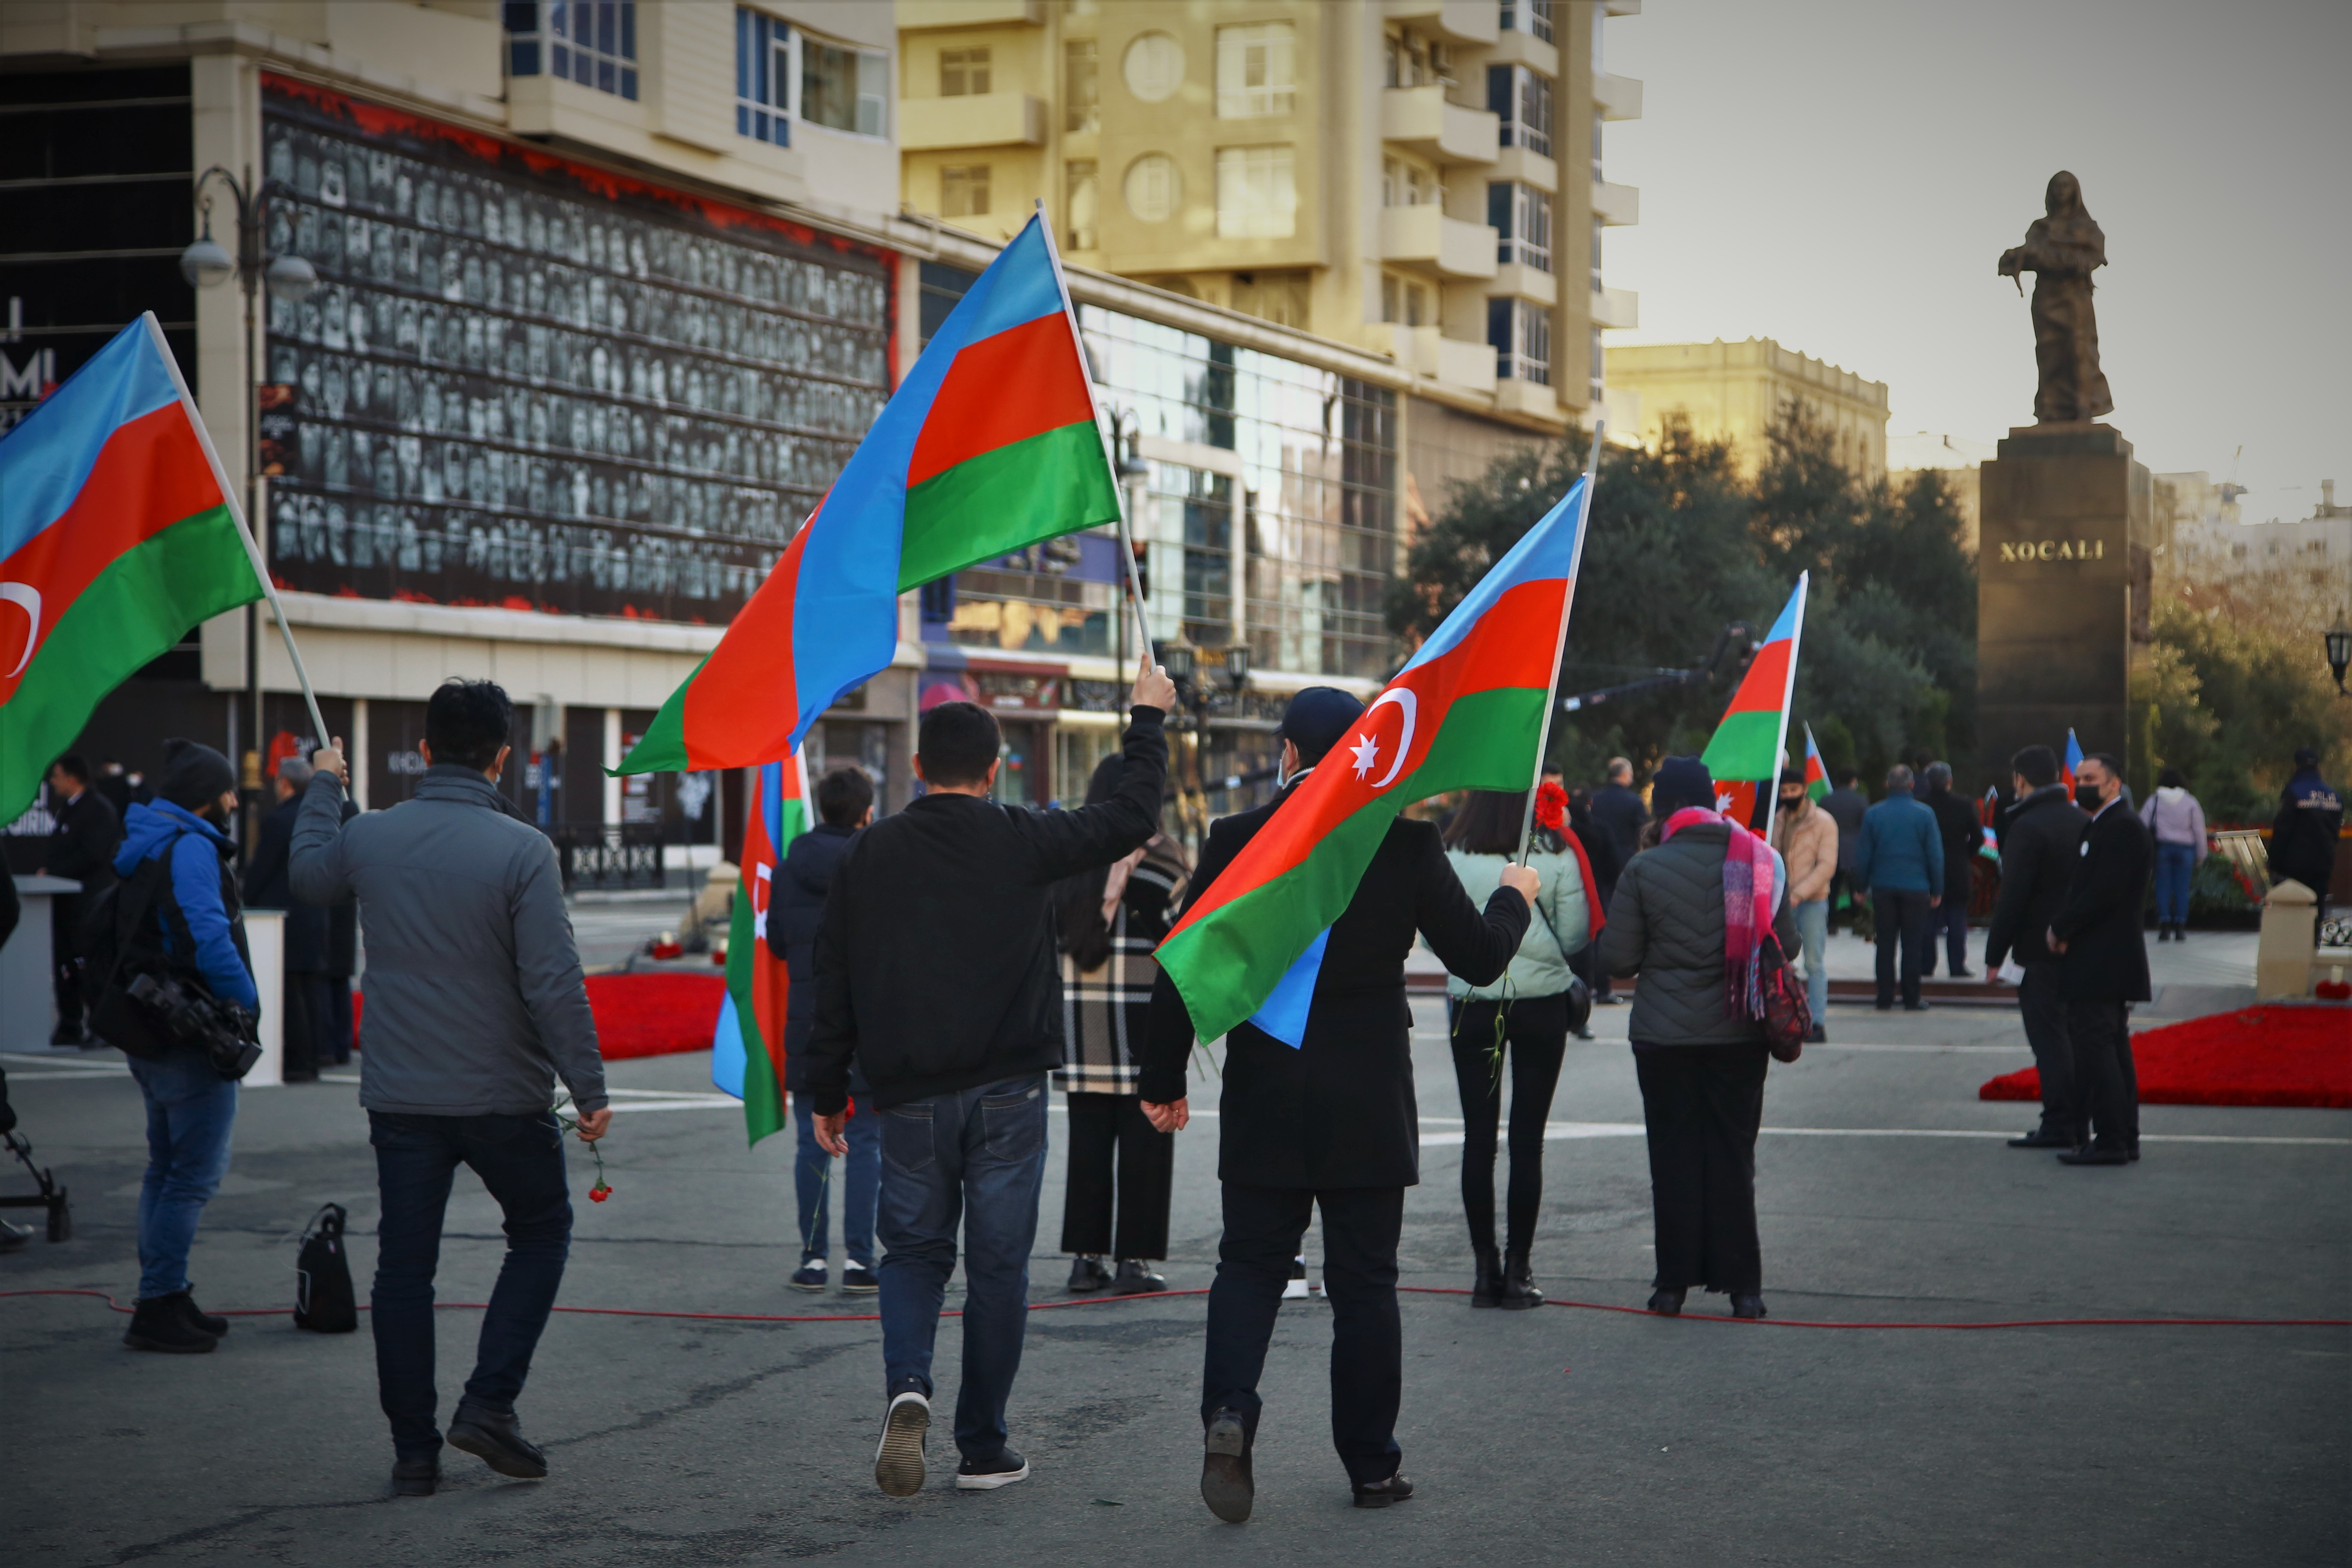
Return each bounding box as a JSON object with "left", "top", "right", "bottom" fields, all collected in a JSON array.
[{"left": 3, "top": 928, "right": 2344, "bottom": 1565}]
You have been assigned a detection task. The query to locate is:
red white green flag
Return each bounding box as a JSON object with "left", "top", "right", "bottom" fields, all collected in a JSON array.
[
  {"left": 710, "top": 750, "right": 811, "bottom": 1146},
  {"left": 1801, "top": 722, "right": 1830, "bottom": 802},
  {"left": 1701, "top": 572, "right": 1808, "bottom": 829}
]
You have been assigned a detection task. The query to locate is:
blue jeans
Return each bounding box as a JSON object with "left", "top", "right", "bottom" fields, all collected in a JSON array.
[
  {"left": 1793, "top": 898, "right": 1830, "bottom": 1025},
  {"left": 2155, "top": 843, "right": 2196, "bottom": 925},
  {"left": 793, "top": 1081, "right": 881, "bottom": 1266},
  {"left": 368, "top": 1110, "right": 573, "bottom": 1460},
  {"left": 127, "top": 1047, "right": 239, "bottom": 1300},
  {"left": 875, "top": 1072, "right": 1049, "bottom": 1461}
]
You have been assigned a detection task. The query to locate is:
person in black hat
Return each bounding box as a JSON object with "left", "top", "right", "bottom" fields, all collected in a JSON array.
[{"left": 1139, "top": 686, "right": 1537, "bottom": 1522}]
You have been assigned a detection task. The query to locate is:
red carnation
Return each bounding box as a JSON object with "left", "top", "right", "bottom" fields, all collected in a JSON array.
[
  {"left": 589, "top": 1182, "right": 612, "bottom": 1203},
  {"left": 1534, "top": 781, "right": 1568, "bottom": 834}
]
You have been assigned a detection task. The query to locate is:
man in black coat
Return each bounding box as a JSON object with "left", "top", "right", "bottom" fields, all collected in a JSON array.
[
  {"left": 2270, "top": 747, "right": 2342, "bottom": 933},
  {"left": 1819, "top": 768, "right": 1870, "bottom": 934},
  {"left": 1918, "top": 763, "right": 1981, "bottom": 977},
  {"left": 244, "top": 758, "right": 355, "bottom": 1083},
  {"left": 807, "top": 661, "right": 1173, "bottom": 1499},
  {"left": 1983, "top": 745, "right": 2090, "bottom": 1148},
  {"left": 37, "top": 754, "right": 121, "bottom": 1045},
  {"left": 1586, "top": 758, "right": 1645, "bottom": 1004},
  {"left": 1138, "top": 687, "right": 1534, "bottom": 1521},
  {"left": 2046, "top": 751, "right": 2152, "bottom": 1167},
  {"left": 765, "top": 764, "right": 879, "bottom": 1294}
]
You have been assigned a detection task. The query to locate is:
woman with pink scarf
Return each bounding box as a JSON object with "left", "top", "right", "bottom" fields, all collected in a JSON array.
[{"left": 1597, "top": 756, "right": 1798, "bottom": 1321}]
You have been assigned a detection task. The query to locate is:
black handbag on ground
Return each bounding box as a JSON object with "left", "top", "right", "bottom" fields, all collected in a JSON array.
[
  {"left": 1757, "top": 930, "right": 1812, "bottom": 1063},
  {"left": 293, "top": 1204, "right": 358, "bottom": 1333}
]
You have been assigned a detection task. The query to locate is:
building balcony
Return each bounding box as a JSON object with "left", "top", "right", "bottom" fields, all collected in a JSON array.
[
  {"left": 1590, "top": 283, "right": 1638, "bottom": 328},
  {"left": 900, "top": 92, "right": 1046, "bottom": 151},
  {"left": 1381, "top": 0, "right": 1499, "bottom": 46},
  {"left": 898, "top": 0, "right": 1044, "bottom": 28},
  {"left": 1592, "top": 179, "right": 1640, "bottom": 226},
  {"left": 1594, "top": 72, "right": 1645, "bottom": 120},
  {"left": 1490, "top": 262, "right": 1557, "bottom": 306},
  {"left": 1483, "top": 28, "right": 1559, "bottom": 76},
  {"left": 1383, "top": 325, "right": 1497, "bottom": 393},
  {"left": 1488, "top": 144, "right": 1557, "bottom": 192},
  {"left": 1380, "top": 203, "right": 1499, "bottom": 280},
  {"left": 1381, "top": 85, "right": 1499, "bottom": 167},
  {"left": 1493, "top": 378, "right": 1566, "bottom": 420}
]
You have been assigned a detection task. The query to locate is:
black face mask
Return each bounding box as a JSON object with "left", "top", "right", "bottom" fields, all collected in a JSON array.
[
  {"left": 2074, "top": 784, "right": 2102, "bottom": 810},
  {"left": 1777, "top": 795, "right": 1802, "bottom": 811}
]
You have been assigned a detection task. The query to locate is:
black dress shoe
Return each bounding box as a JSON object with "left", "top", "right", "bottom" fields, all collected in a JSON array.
[
  {"left": 1201, "top": 1408, "right": 1253, "bottom": 1523},
  {"left": 2056, "top": 1146, "right": 2130, "bottom": 1167},
  {"left": 1066, "top": 1256, "right": 1112, "bottom": 1293},
  {"left": 1730, "top": 1292, "right": 1767, "bottom": 1320},
  {"left": 447, "top": 1403, "right": 548, "bottom": 1479},
  {"left": 1111, "top": 1259, "right": 1168, "bottom": 1295},
  {"left": 2007, "top": 1127, "right": 2077, "bottom": 1148},
  {"left": 1500, "top": 1250, "right": 1544, "bottom": 1311},
  {"left": 1469, "top": 1248, "right": 1501, "bottom": 1309},
  {"left": 391, "top": 1456, "right": 440, "bottom": 1497},
  {"left": 1903, "top": 1001, "right": 1931, "bottom": 1012},
  {"left": 1646, "top": 1286, "right": 1685, "bottom": 1316},
  {"left": 1352, "top": 1473, "right": 1415, "bottom": 1509}
]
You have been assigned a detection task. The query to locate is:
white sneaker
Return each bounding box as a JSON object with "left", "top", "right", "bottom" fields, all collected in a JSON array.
[
  {"left": 1283, "top": 1256, "right": 1312, "bottom": 1300},
  {"left": 874, "top": 1390, "right": 930, "bottom": 1497}
]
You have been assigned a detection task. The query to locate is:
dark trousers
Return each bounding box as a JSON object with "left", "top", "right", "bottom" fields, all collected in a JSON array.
[
  {"left": 51, "top": 895, "right": 86, "bottom": 1035},
  {"left": 1060, "top": 1092, "right": 1174, "bottom": 1260},
  {"left": 282, "top": 971, "right": 335, "bottom": 1082},
  {"left": 1921, "top": 891, "right": 1970, "bottom": 976},
  {"left": 368, "top": 1110, "right": 573, "bottom": 1460},
  {"left": 1446, "top": 993, "right": 1569, "bottom": 1256},
  {"left": 1871, "top": 887, "right": 1934, "bottom": 1007},
  {"left": 1632, "top": 1044, "right": 1769, "bottom": 1295},
  {"left": 1827, "top": 869, "right": 1856, "bottom": 934},
  {"left": 1203, "top": 1182, "right": 1405, "bottom": 1487},
  {"left": 2016, "top": 962, "right": 2078, "bottom": 1140},
  {"left": 1568, "top": 939, "right": 1610, "bottom": 1005},
  {"left": 323, "top": 977, "right": 353, "bottom": 1066},
  {"left": 2065, "top": 1000, "right": 2140, "bottom": 1153}
]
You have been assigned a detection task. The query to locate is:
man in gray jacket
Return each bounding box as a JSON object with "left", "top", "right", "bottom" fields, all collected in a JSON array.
[{"left": 293, "top": 679, "right": 609, "bottom": 1499}]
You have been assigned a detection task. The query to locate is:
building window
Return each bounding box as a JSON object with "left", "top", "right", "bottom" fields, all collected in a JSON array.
[
  {"left": 1124, "top": 153, "right": 1179, "bottom": 222},
  {"left": 1488, "top": 181, "right": 1551, "bottom": 271},
  {"left": 1501, "top": 0, "right": 1555, "bottom": 42},
  {"left": 505, "top": 2, "right": 637, "bottom": 100},
  {"left": 802, "top": 35, "right": 888, "bottom": 138},
  {"left": 1065, "top": 39, "right": 1099, "bottom": 132},
  {"left": 1589, "top": 323, "right": 1604, "bottom": 401},
  {"left": 1488, "top": 64, "right": 1553, "bottom": 158},
  {"left": 1380, "top": 272, "right": 1429, "bottom": 328},
  {"left": 1122, "top": 32, "right": 1185, "bottom": 103},
  {"left": 940, "top": 46, "right": 990, "bottom": 97},
  {"left": 941, "top": 165, "right": 992, "bottom": 219},
  {"left": 1230, "top": 270, "right": 1310, "bottom": 329},
  {"left": 1489, "top": 298, "right": 1551, "bottom": 385},
  {"left": 919, "top": 259, "right": 979, "bottom": 351},
  {"left": 1216, "top": 145, "right": 1296, "bottom": 239},
  {"left": 1590, "top": 215, "right": 1604, "bottom": 292},
  {"left": 735, "top": 9, "right": 790, "bottom": 146},
  {"left": 1382, "top": 155, "right": 1439, "bottom": 207},
  {"left": 1384, "top": 30, "right": 1443, "bottom": 89},
  {"left": 1216, "top": 22, "right": 1296, "bottom": 118},
  {"left": 1591, "top": 110, "right": 1605, "bottom": 182},
  {"left": 1065, "top": 159, "right": 1099, "bottom": 249}
]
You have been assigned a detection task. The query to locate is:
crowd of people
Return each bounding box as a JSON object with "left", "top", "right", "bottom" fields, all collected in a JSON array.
[{"left": 13, "top": 668, "right": 2341, "bottom": 1519}]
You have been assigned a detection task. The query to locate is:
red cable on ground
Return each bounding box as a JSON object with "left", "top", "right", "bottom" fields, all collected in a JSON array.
[{"left": 5, "top": 1286, "right": 2344, "bottom": 1330}]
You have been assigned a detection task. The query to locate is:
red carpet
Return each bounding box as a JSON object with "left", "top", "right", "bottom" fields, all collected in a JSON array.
[
  {"left": 350, "top": 973, "right": 724, "bottom": 1062},
  {"left": 1980, "top": 1006, "right": 2352, "bottom": 1109}
]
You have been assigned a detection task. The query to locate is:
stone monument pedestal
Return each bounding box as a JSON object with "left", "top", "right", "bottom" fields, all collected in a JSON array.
[{"left": 1976, "top": 423, "right": 2152, "bottom": 784}]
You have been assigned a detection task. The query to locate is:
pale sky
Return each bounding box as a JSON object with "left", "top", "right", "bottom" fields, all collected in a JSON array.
[{"left": 1603, "top": 0, "right": 2352, "bottom": 524}]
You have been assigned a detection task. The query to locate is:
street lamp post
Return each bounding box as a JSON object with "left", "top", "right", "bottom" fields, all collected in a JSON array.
[
  {"left": 179, "top": 165, "right": 316, "bottom": 852},
  {"left": 2326, "top": 617, "right": 2350, "bottom": 698}
]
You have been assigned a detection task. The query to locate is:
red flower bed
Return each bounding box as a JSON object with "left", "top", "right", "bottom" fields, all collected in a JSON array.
[
  {"left": 1981, "top": 1006, "right": 2352, "bottom": 1109},
  {"left": 350, "top": 973, "right": 726, "bottom": 1062}
]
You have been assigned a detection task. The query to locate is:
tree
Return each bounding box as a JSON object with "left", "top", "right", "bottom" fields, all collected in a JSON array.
[{"left": 2132, "top": 595, "right": 2352, "bottom": 824}]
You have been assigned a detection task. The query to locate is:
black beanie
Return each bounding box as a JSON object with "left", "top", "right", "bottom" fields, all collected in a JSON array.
[
  {"left": 1279, "top": 686, "right": 1366, "bottom": 768},
  {"left": 158, "top": 738, "right": 237, "bottom": 810},
  {"left": 1649, "top": 756, "right": 1716, "bottom": 817}
]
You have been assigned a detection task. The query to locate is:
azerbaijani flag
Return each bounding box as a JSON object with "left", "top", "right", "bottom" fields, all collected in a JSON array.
[
  {"left": 1700, "top": 573, "right": 1810, "bottom": 830},
  {"left": 0, "top": 314, "right": 265, "bottom": 820},
  {"left": 1980, "top": 785, "right": 2002, "bottom": 860},
  {"left": 710, "top": 751, "right": 812, "bottom": 1146},
  {"left": 1801, "top": 723, "right": 1830, "bottom": 803},
  {"left": 2061, "top": 728, "right": 2083, "bottom": 793},
  {"left": 1158, "top": 476, "right": 1595, "bottom": 1047},
  {"left": 618, "top": 213, "right": 1117, "bottom": 774}
]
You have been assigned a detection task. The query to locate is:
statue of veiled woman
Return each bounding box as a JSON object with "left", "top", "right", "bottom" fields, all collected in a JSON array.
[{"left": 1999, "top": 172, "right": 2115, "bottom": 423}]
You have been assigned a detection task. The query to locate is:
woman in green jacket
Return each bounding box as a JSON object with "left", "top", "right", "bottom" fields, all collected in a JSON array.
[{"left": 1442, "top": 789, "right": 1592, "bottom": 1309}]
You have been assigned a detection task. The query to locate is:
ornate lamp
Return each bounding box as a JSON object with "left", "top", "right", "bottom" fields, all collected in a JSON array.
[
  {"left": 1223, "top": 642, "right": 1251, "bottom": 693},
  {"left": 2326, "top": 617, "right": 2350, "bottom": 696}
]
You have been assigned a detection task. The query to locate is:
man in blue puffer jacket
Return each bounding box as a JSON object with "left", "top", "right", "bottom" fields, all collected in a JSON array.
[
  {"left": 1853, "top": 764, "right": 1945, "bottom": 1011},
  {"left": 110, "top": 739, "right": 257, "bottom": 1355}
]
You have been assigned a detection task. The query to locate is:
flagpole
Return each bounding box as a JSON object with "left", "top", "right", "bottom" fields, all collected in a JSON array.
[
  {"left": 1033, "top": 202, "right": 1155, "bottom": 677},
  {"left": 1760, "top": 571, "right": 1810, "bottom": 833},
  {"left": 1515, "top": 418, "right": 1606, "bottom": 867},
  {"left": 140, "top": 311, "right": 332, "bottom": 756}
]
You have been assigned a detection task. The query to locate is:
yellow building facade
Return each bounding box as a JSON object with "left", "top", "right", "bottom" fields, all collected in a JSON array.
[
  {"left": 898, "top": 0, "right": 1645, "bottom": 436},
  {"left": 1605, "top": 337, "right": 1890, "bottom": 483}
]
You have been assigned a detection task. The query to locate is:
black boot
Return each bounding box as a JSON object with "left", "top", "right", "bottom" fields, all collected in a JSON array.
[
  {"left": 447, "top": 1403, "right": 548, "bottom": 1479},
  {"left": 1731, "top": 1292, "right": 1768, "bottom": 1320},
  {"left": 1066, "top": 1256, "right": 1112, "bottom": 1293},
  {"left": 1500, "top": 1250, "right": 1544, "bottom": 1311},
  {"left": 391, "top": 1455, "right": 440, "bottom": 1497},
  {"left": 1112, "top": 1259, "right": 1168, "bottom": 1294},
  {"left": 123, "top": 1293, "right": 218, "bottom": 1354},
  {"left": 1469, "top": 1248, "right": 1502, "bottom": 1308},
  {"left": 1646, "top": 1286, "right": 1686, "bottom": 1316},
  {"left": 178, "top": 1289, "right": 229, "bottom": 1338}
]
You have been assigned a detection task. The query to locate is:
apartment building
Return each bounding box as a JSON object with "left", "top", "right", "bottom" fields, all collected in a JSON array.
[
  {"left": 897, "top": 0, "right": 1644, "bottom": 437},
  {"left": 1605, "top": 336, "right": 1891, "bottom": 484}
]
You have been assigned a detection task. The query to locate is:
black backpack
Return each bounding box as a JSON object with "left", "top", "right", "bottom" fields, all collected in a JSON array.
[
  {"left": 293, "top": 1204, "right": 358, "bottom": 1333},
  {"left": 82, "top": 855, "right": 191, "bottom": 1063}
]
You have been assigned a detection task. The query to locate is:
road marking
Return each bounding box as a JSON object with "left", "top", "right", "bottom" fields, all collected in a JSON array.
[{"left": 1416, "top": 1123, "right": 2349, "bottom": 1148}]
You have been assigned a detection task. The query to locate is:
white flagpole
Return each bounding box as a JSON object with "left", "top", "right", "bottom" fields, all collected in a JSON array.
[
  {"left": 1762, "top": 570, "right": 1810, "bottom": 830},
  {"left": 1034, "top": 201, "right": 1155, "bottom": 675},
  {"left": 1515, "top": 418, "right": 1606, "bottom": 866},
  {"left": 141, "top": 310, "right": 332, "bottom": 753}
]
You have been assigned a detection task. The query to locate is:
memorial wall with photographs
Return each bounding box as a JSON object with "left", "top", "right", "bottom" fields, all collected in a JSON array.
[{"left": 258, "top": 75, "right": 894, "bottom": 623}]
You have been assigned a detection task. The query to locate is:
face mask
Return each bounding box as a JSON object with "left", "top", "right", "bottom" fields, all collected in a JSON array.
[
  {"left": 1777, "top": 795, "right": 1802, "bottom": 811},
  {"left": 2074, "top": 784, "right": 2102, "bottom": 810}
]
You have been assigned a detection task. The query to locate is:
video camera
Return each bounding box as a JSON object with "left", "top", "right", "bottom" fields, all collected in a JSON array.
[{"left": 123, "top": 972, "right": 263, "bottom": 1081}]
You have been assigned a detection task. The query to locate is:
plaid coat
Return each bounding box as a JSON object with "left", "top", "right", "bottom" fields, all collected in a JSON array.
[{"left": 1057, "top": 837, "right": 1187, "bottom": 1096}]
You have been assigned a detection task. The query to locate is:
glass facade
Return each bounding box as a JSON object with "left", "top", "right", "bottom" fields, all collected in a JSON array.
[{"left": 505, "top": 2, "right": 637, "bottom": 101}]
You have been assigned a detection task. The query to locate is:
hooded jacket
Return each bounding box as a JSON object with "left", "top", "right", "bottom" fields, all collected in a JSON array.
[
  {"left": 2270, "top": 766, "right": 2342, "bottom": 894},
  {"left": 112, "top": 800, "right": 258, "bottom": 1012}
]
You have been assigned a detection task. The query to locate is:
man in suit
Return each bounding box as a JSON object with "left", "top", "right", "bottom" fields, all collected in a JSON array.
[
  {"left": 2046, "top": 751, "right": 2151, "bottom": 1166},
  {"left": 1983, "top": 744, "right": 2090, "bottom": 1149},
  {"left": 1139, "top": 687, "right": 1535, "bottom": 1522},
  {"left": 37, "top": 753, "right": 122, "bottom": 1045},
  {"left": 1819, "top": 768, "right": 1869, "bottom": 933},
  {"left": 1853, "top": 765, "right": 1944, "bottom": 1011}
]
